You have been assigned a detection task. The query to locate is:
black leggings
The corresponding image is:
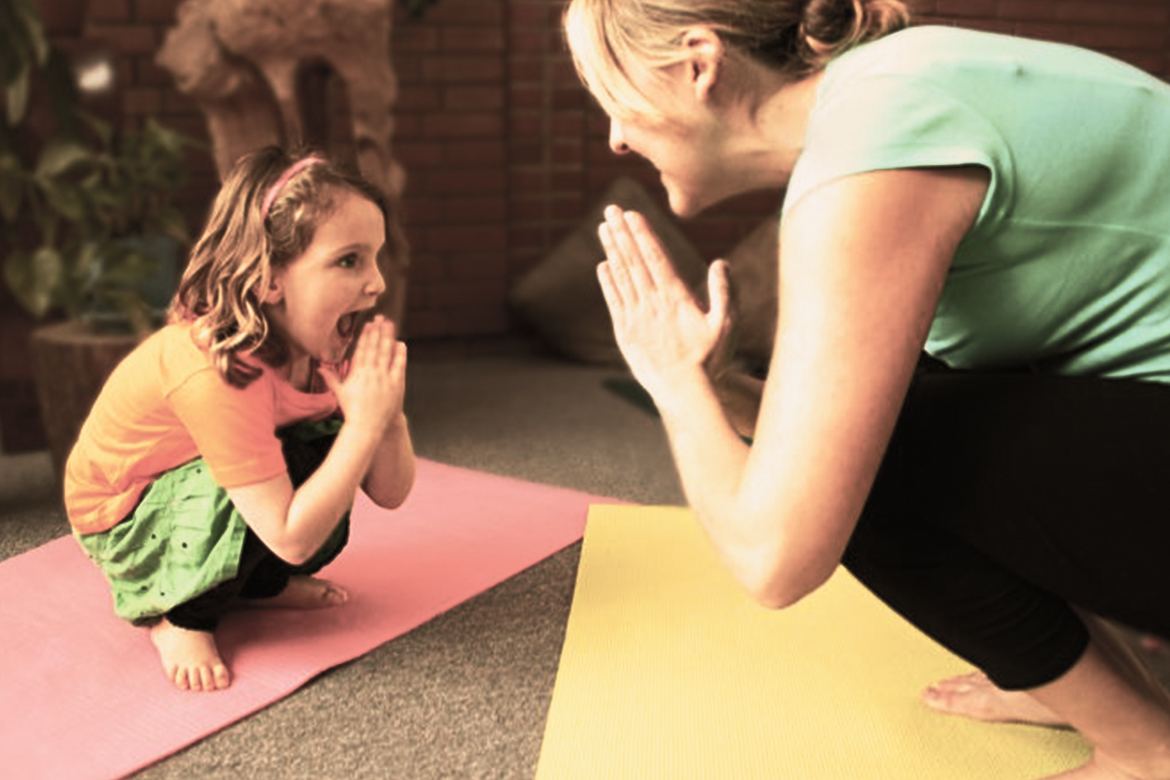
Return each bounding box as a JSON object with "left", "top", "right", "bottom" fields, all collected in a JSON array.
[
  {"left": 842, "top": 365, "right": 1170, "bottom": 691},
  {"left": 166, "top": 418, "right": 348, "bottom": 633},
  {"left": 166, "top": 528, "right": 301, "bottom": 632}
]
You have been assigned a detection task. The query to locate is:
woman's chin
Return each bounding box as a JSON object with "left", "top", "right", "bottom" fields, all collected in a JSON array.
[{"left": 663, "top": 184, "right": 703, "bottom": 218}]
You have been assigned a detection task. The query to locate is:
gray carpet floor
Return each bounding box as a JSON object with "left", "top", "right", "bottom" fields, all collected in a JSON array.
[
  {"left": 4, "top": 348, "right": 1169, "bottom": 779},
  {"left": 0, "top": 349, "right": 684, "bottom": 780}
]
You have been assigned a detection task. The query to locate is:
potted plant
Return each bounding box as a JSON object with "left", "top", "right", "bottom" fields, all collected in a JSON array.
[{"left": 1, "top": 0, "right": 196, "bottom": 476}]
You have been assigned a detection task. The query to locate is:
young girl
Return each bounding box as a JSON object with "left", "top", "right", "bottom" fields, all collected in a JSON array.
[
  {"left": 566, "top": 0, "right": 1170, "bottom": 777},
  {"left": 65, "top": 147, "right": 416, "bottom": 692}
]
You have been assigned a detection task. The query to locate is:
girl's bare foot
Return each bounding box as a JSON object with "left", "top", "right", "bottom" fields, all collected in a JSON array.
[
  {"left": 150, "top": 618, "right": 231, "bottom": 692},
  {"left": 244, "top": 575, "right": 349, "bottom": 610},
  {"left": 922, "top": 671, "right": 1069, "bottom": 727}
]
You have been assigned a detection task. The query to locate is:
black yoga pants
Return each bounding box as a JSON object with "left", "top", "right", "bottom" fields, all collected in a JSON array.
[
  {"left": 841, "top": 365, "right": 1170, "bottom": 691},
  {"left": 166, "top": 418, "right": 348, "bottom": 633}
]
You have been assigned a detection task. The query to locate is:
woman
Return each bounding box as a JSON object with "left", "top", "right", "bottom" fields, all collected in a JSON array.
[{"left": 564, "top": 1, "right": 1170, "bottom": 777}]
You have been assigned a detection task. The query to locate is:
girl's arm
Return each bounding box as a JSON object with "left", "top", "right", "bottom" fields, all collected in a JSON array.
[
  {"left": 598, "top": 166, "right": 988, "bottom": 609},
  {"left": 226, "top": 317, "right": 408, "bottom": 565},
  {"left": 361, "top": 410, "right": 416, "bottom": 509}
]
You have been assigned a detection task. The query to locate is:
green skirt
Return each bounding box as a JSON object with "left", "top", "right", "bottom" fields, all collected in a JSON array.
[{"left": 78, "top": 418, "right": 348, "bottom": 624}]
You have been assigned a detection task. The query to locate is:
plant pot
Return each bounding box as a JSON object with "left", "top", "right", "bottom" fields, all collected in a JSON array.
[{"left": 30, "top": 320, "right": 139, "bottom": 483}]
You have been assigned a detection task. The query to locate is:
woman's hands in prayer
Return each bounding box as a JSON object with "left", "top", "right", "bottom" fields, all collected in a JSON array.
[{"left": 597, "top": 205, "right": 731, "bottom": 411}]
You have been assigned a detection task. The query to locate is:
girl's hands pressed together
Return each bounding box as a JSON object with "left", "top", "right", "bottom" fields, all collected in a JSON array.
[
  {"left": 597, "top": 205, "right": 731, "bottom": 406},
  {"left": 318, "top": 314, "right": 406, "bottom": 437}
]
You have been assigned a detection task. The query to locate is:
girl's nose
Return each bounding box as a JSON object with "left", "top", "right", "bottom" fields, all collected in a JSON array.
[
  {"left": 609, "top": 118, "right": 630, "bottom": 155},
  {"left": 366, "top": 262, "right": 387, "bottom": 297}
]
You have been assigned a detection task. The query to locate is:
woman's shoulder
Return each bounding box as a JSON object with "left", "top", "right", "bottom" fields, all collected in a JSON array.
[{"left": 831, "top": 24, "right": 1153, "bottom": 87}]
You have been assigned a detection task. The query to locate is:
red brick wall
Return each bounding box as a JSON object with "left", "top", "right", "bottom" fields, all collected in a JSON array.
[
  {"left": 398, "top": 0, "right": 1170, "bottom": 339},
  {"left": 911, "top": 1, "right": 1170, "bottom": 75},
  {"left": 82, "top": 0, "right": 220, "bottom": 230},
  {"left": 27, "top": 0, "right": 1170, "bottom": 343},
  {"left": 3, "top": 0, "right": 1170, "bottom": 452}
]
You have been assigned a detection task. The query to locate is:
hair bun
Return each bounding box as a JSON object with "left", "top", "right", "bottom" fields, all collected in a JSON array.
[
  {"left": 801, "top": 0, "right": 856, "bottom": 48},
  {"left": 801, "top": 0, "right": 909, "bottom": 59}
]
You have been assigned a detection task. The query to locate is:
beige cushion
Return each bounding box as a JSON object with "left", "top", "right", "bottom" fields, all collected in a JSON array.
[
  {"left": 508, "top": 177, "right": 706, "bottom": 364},
  {"left": 721, "top": 214, "right": 778, "bottom": 362}
]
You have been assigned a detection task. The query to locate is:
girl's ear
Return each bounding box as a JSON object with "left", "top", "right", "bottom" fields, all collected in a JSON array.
[
  {"left": 263, "top": 276, "right": 284, "bottom": 305},
  {"left": 679, "top": 27, "right": 724, "bottom": 102}
]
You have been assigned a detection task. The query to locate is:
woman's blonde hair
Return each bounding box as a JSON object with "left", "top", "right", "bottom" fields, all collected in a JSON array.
[
  {"left": 170, "top": 146, "right": 405, "bottom": 388},
  {"left": 564, "top": 0, "right": 909, "bottom": 121}
]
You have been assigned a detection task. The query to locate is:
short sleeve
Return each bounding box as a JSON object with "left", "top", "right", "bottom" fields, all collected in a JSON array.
[
  {"left": 783, "top": 73, "right": 1015, "bottom": 233},
  {"left": 168, "top": 368, "right": 288, "bottom": 489}
]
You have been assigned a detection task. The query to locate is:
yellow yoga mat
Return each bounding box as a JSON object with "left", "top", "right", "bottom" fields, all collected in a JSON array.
[{"left": 537, "top": 505, "right": 1089, "bottom": 779}]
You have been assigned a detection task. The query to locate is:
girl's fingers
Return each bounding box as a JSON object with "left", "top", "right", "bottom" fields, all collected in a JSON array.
[
  {"left": 707, "top": 259, "right": 730, "bottom": 328},
  {"left": 317, "top": 362, "right": 342, "bottom": 393},
  {"left": 376, "top": 322, "right": 394, "bottom": 369},
  {"left": 351, "top": 317, "right": 378, "bottom": 368},
  {"left": 390, "top": 339, "right": 407, "bottom": 372},
  {"left": 355, "top": 315, "right": 397, "bottom": 372},
  {"left": 388, "top": 341, "right": 408, "bottom": 399}
]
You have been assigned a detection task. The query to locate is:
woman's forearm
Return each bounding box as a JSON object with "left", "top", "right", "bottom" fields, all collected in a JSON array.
[
  {"left": 653, "top": 368, "right": 785, "bottom": 602},
  {"left": 711, "top": 368, "right": 764, "bottom": 440}
]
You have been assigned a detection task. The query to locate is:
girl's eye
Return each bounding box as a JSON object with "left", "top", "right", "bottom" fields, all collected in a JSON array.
[{"left": 337, "top": 253, "right": 358, "bottom": 269}]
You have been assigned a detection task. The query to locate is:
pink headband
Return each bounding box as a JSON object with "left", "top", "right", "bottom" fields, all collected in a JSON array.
[{"left": 260, "top": 157, "right": 323, "bottom": 219}]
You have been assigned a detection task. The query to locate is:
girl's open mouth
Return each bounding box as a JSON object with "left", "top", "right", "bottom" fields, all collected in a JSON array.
[{"left": 337, "top": 311, "right": 360, "bottom": 340}]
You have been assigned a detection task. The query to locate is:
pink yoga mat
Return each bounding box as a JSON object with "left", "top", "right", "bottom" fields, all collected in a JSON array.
[{"left": 0, "top": 459, "right": 613, "bottom": 780}]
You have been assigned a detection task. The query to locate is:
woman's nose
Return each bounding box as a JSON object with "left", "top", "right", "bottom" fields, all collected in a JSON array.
[{"left": 609, "top": 119, "right": 630, "bottom": 155}]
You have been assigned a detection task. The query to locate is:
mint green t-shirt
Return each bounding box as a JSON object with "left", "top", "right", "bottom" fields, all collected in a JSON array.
[{"left": 783, "top": 26, "right": 1170, "bottom": 382}]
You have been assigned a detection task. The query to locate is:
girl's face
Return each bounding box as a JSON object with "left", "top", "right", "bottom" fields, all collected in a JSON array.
[{"left": 264, "top": 189, "right": 386, "bottom": 372}]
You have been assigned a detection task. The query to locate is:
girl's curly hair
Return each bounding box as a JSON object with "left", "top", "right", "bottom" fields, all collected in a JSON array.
[{"left": 170, "top": 146, "right": 406, "bottom": 388}]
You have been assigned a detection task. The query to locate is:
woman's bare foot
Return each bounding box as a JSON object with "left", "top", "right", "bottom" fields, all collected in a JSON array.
[
  {"left": 922, "top": 671, "right": 1069, "bottom": 728},
  {"left": 1044, "top": 750, "right": 1170, "bottom": 780},
  {"left": 244, "top": 575, "right": 349, "bottom": 610},
  {"left": 150, "top": 618, "right": 231, "bottom": 692}
]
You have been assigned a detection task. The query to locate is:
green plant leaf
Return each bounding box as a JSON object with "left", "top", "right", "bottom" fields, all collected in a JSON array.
[
  {"left": 12, "top": 0, "right": 49, "bottom": 65},
  {"left": 40, "top": 178, "right": 89, "bottom": 223},
  {"left": 151, "top": 205, "right": 190, "bottom": 244},
  {"left": 99, "top": 244, "right": 158, "bottom": 286},
  {"left": 36, "top": 138, "right": 95, "bottom": 177},
  {"left": 70, "top": 238, "right": 98, "bottom": 283},
  {"left": 77, "top": 110, "right": 112, "bottom": 148},
  {"left": 98, "top": 288, "right": 154, "bottom": 337},
  {"left": 0, "top": 0, "right": 47, "bottom": 84},
  {"left": 0, "top": 152, "right": 23, "bottom": 222},
  {"left": 43, "top": 47, "right": 80, "bottom": 137},
  {"left": 3, "top": 245, "right": 60, "bottom": 318},
  {"left": 4, "top": 66, "right": 30, "bottom": 126}
]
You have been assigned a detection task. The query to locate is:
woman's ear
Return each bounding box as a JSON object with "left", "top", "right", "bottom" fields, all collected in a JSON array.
[{"left": 679, "top": 27, "right": 725, "bottom": 102}]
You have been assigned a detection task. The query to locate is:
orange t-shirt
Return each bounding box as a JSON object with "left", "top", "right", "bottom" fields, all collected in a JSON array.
[{"left": 65, "top": 322, "right": 339, "bottom": 535}]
